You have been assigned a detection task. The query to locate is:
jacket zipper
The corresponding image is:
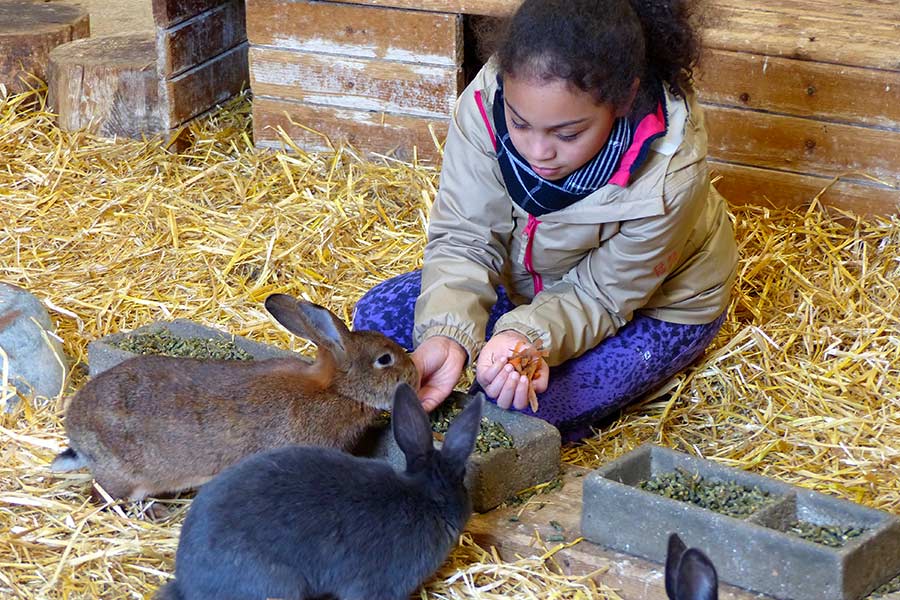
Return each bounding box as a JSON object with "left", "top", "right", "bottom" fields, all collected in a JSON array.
[{"left": 523, "top": 214, "right": 544, "bottom": 294}]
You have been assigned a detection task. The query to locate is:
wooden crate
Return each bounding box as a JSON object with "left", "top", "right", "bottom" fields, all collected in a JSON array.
[{"left": 246, "top": 0, "right": 900, "bottom": 214}]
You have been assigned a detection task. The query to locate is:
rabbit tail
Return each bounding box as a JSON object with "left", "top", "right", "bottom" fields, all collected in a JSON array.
[{"left": 51, "top": 447, "right": 87, "bottom": 472}]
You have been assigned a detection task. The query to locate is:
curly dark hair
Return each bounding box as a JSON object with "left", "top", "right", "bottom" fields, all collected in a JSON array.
[{"left": 491, "top": 0, "right": 702, "bottom": 117}]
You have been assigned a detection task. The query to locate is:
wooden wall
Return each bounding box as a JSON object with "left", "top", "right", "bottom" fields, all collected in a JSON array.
[{"left": 245, "top": 0, "right": 900, "bottom": 215}]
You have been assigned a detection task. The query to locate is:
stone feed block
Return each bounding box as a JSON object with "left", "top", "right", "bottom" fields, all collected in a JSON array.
[
  {"left": 367, "top": 391, "right": 561, "bottom": 513},
  {"left": 87, "top": 319, "right": 300, "bottom": 377},
  {"left": 581, "top": 443, "right": 900, "bottom": 600}
]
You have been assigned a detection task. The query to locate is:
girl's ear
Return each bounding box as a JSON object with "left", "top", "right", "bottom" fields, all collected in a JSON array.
[{"left": 615, "top": 77, "right": 641, "bottom": 117}]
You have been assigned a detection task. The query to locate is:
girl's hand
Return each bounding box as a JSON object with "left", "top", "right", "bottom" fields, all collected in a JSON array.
[
  {"left": 476, "top": 331, "right": 549, "bottom": 410},
  {"left": 411, "top": 336, "right": 467, "bottom": 412}
]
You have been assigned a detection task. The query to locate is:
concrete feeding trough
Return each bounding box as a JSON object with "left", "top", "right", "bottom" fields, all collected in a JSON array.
[
  {"left": 581, "top": 443, "right": 900, "bottom": 600},
  {"left": 364, "top": 390, "right": 561, "bottom": 513},
  {"left": 86, "top": 319, "right": 299, "bottom": 377}
]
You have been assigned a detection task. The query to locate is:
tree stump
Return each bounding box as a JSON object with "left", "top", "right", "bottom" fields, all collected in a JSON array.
[
  {"left": 0, "top": 0, "right": 90, "bottom": 94},
  {"left": 47, "top": 33, "right": 168, "bottom": 138}
]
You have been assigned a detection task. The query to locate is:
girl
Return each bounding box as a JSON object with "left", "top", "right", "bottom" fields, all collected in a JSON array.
[{"left": 354, "top": 0, "right": 737, "bottom": 442}]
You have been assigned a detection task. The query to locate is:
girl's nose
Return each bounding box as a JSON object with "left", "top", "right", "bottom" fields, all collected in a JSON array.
[{"left": 527, "top": 135, "right": 555, "bottom": 162}]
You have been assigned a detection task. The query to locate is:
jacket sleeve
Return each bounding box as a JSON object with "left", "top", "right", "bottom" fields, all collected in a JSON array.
[
  {"left": 413, "top": 93, "right": 514, "bottom": 362},
  {"left": 492, "top": 163, "right": 711, "bottom": 366}
]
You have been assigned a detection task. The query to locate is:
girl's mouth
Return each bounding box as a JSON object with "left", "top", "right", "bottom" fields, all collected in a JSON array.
[{"left": 531, "top": 165, "right": 560, "bottom": 178}]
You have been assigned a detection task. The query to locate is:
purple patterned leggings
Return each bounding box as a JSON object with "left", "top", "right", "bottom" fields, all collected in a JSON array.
[{"left": 353, "top": 271, "right": 726, "bottom": 442}]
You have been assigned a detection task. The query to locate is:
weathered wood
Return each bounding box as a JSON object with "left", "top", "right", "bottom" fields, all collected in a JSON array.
[
  {"left": 246, "top": 0, "right": 463, "bottom": 67},
  {"left": 151, "top": 0, "right": 233, "bottom": 29},
  {"left": 163, "top": 42, "right": 249, "bottom": 126},
  {"left": 708, "top": 0, "right": 900, "bottom": 25},
  {"left": 703, "top": 4, "right": 900, "bottom": 71},
  {"left": 253, "top": 96, "right": 448, "bottom": 161},
  {"left": 249, "top": 47, "right": 461, "bottom": 119},
  {"left": 467, "top": 465, "right": 773, "bottom": 600},
  {"left": 319, "top": 0, "right": 518, "bottom": 17},
  {"left": 704, "top": 105, "right": 900, "bottom": 183},
  {"left": 697, "top": 49, "right": 900, "bottom": 130},
  {"left": 710, "top": 160, "right": 900, "bottom": 216},
  {"left": 158, "top": 0, "right": 247, "bottom": 77},
  {"left": 0, "top": 1, "right": 90, "bottom": 94},
  {"left": 47, "top": 33, "right": 167, "bottom": 138}
]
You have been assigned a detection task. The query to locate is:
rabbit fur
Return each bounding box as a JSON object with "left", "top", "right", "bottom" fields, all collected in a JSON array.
[
  {"left": 51, "top": 293, "right": 418, "bottom": 500},
  {"left": 666, "top": 533, "right": 718, "bottom": 600},
  {"left": 154, "top": 382, "right": 484, "bottom": 600}
]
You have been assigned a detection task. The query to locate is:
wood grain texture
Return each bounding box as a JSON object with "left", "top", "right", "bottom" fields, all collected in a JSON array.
[
  {"left": 317, "top": 0, "right": 519, "bottom": 17},
  {"left": 697, "top": 49, "right": 900, "bottom": 130},
  {"left": 249, "top": 47, "right": 461, "bottom": 118},
  {"left": 253, "top": 96, "right": 448, "bottom": 161},
  {"left": 704, "top": 105, "right": 900, "bottom": 183},
  {"left": 0, "top": 1, "right": 90, "bottom": 94},
  {"left": 151, "top": 0, "right": 233, "bottom": 28},
  {"left": 47, "top": 33, "right": 167, "bottom": 137},
  {"left": 246, "top": 0, "right": 462, "bottom": 67},
  {"left": 710, "top": 160, "right": 900, "bottom": 216},
  {"left": 164, "top": 42, "right": 249, "bottom": 126},
  {"left": 158, "top": 0, "right": 247, "bottom": 77}
]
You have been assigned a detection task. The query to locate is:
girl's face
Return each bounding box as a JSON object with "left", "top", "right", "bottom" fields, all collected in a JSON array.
[{"left": 502, "top": 74, "right": 624, "bottom": 181}]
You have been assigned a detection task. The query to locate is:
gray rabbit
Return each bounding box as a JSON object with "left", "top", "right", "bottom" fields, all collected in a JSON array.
[
  {"left": 666, "top": 533, "right": 718, "bottom": 600},
  {"left": 155, "top": 382, "right": 483, "bottom": 600},
  {"left": 51, "top": 293, "right": 418, "bottom": 500}
]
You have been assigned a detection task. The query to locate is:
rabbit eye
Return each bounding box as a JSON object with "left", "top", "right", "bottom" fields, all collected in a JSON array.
[{"left": 374, "top": 353, "right": 395, "bottom": 368}]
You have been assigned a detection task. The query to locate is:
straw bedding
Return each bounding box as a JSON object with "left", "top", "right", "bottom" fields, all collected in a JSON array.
[{"left": 1, "top": 86, "right": 898, "bottom": 598}]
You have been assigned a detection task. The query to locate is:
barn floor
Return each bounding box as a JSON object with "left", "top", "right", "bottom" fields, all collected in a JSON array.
[
  {"left": 2, "top": 44, "right": 900, "bottom": 600},
  {"left": 73, "top": 0, "right": 154, "bottom": 36}
]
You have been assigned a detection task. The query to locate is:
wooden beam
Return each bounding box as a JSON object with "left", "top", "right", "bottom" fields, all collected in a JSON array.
[
  {"left": 247, "top": 0, "right": 462, "bottom": 67},
  {"left": 704, "top": 104, "right": 900, "bottom": 184},
  {"left": 321, "top": 0, "right": 519, "bottom": 17},
  {"left": 709, "top": 160, "right": 900, "bottom": 216},
  {"left": 158, "top": 0, "right": 247, "bottom": 78},
  {"left": 152, "top": 0, "right": 234, "bottom": 28},
  {"left": 249, "top": 47, "right": 461, "bottom": 119},
  {"left": 253, "top": 96, "right": 448, "bottom": 161},
  {"left": 164, "top": 43, "right": 249, "bottom": 126},
  {"left": 698, "top": 49, "right": 900, "bottom": 130}
]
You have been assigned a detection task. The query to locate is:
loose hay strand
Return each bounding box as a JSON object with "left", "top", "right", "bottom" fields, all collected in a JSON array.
[{"left": 2, "top": 86, "right": 900, "bottom": 598}]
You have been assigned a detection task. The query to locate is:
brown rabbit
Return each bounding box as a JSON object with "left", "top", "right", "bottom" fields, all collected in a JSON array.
[{"left": 51, "top": 293, "right": 419, "bottom": 500}]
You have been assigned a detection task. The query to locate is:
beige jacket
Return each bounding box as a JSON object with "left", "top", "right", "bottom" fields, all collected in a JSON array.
[{"left": 414, "top": 60, "right": 738, "bottom": 366}]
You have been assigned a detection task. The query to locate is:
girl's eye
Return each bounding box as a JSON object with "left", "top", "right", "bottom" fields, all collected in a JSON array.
[
  {"left": 556, "top": 132, "right": 580, "bottom": 142},
  {"left": 511, "top": 120, "right": 528, "bottom": 130}
]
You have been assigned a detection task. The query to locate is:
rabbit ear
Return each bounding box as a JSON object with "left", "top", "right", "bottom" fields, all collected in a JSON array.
[
  {"left": 392, "top": 383, "right": 434, "bottom": 471},
  {"left": 440, "top": 392, "right": 484, "bottom": 479},
  {"left": 265, "top": 294, "right": 350, "bottom": 361},
  {"left": 665, "top": 533, "right": 688, "bottom": 599},
  {"left": 676, "top": 549, "right": 718, "bottom": 600}
]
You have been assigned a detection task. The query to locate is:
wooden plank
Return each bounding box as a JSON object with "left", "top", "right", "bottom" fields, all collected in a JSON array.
[
  {"left": 709, "top": 160, "right": 900, "bottom": 216},
  {"left": 164, "top": 42, "right": 249, "bottom": 126},
  {"left": 253, "top": 96, "right": 448, "bottom": 161},
  {"left": 158, "top": 0, "right": 247, "bottom": 78},
  {"left": 708, "top": 0, "right": 900, "bottom": 25},
  {"left": 0, "top": 1, "right": 90, "bottom": 94},
  {"left": 702, "top": 4, "right": 900, "bottom": 71},
  {"left": 246, "top": 0, "right": 462, "bottom": 67},
  {"left": 321, "top": 0, "right": 519, "bottom": 17},
  {"left": 152, "top": 0, "right": 233, "bottom": 28},
  {"left": 249, "top": 48, "right": 461, "bottom": 119},
  {"left": 697, "top": 49, "right": 900, "bottom": 130},
  {"left": 703, "top": 104, "right": 900, "bottom": 183},
  {"left": 466, "top": 465, "right": 774, "bottom": 599}
]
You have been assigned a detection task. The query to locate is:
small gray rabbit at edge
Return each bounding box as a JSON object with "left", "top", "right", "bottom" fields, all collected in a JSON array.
[
  {"left": 51, "top": 293, "right": 419, "bottom": 501},
  {"left": 666, "top": 533, "right": 719, "bottom": 600},
  {"left": 154, "top": 382, "right": 484, "bottom": 600}
]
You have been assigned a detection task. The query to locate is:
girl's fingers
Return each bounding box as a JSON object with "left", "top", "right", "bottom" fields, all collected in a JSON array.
[
  {"left": 511, "top": 375, "right": 531, "bottom": 410},
  {"left": 494, "top": 369, "right": 521, "bottom": 409}
]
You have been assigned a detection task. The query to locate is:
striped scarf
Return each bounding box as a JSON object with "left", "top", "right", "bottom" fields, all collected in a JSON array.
[{"left": 493, "top": 84, "right": 633, "bottom": 217}]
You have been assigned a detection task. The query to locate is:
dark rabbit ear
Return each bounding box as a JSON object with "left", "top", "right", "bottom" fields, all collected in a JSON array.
[
  {"left": 440, "top": 393, "right": 483, "bottom": 479},
  {"left": 392, "top": 383, "right": 434, "bottom": 471},
  {"left": 666, "top": 533, "right": 688, "bottom": 599},
  {"left": 265, "top": 294, "right": 350, "bottom": 361},
  {"left": 677, "top": 549, "right": 718, "bottom": 600}
]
